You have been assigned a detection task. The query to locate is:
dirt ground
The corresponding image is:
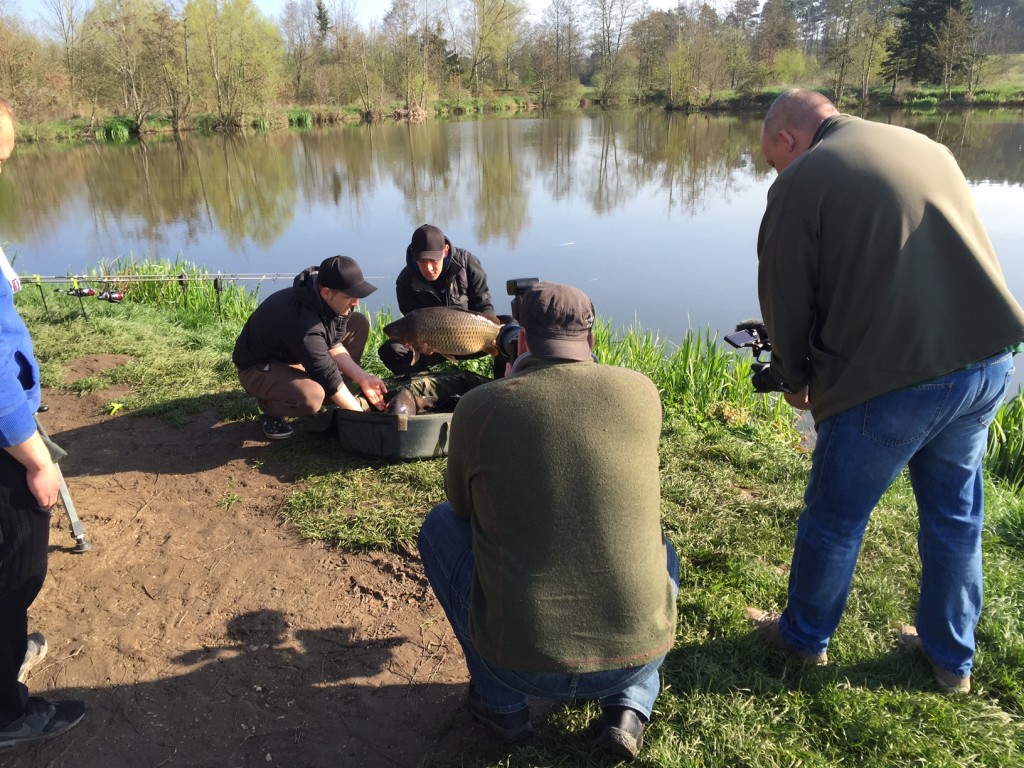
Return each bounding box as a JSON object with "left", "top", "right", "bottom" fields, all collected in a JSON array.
[{"left": 1, "top": 354, "right": 491, "bottom": 768}]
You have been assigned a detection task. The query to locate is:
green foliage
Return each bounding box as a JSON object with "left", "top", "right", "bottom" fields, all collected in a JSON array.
[
  {"left": 287, "top": 108, "right": 312, "bottom": 128},
  {"left": 192, "top": 114, "right": 219, "bottom": 135},
  {"left": 14, "top": 119, "right": 93, "bottom": 144},
  {"left": 987, "top": 392, "right": 1024, "bottom": 489},
  {"left": 772, "top": 48, "right": 808, "bottom": 84},
  {"left": 83, "top": 255, "right": 261, "bottom": 328},
  {"left": 307, "top": 105, "right": 364, "bottom": 123},
  {"left": 98, "top": 117, "right": 136, "bottom": 143},
  {"left": 907, "top": 94, "right": 940, "bottom": 110}
]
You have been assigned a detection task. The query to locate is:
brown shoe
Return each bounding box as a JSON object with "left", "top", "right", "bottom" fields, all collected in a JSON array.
[
  {"left": 745, "top": 607, "right": 828, "bottom": 665},
  {"left": 899, "top": 625, "right": 971, "bottom": 694}
]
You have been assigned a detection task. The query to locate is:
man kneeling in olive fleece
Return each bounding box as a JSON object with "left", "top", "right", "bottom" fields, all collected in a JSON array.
[{"left": 418, "top": 281, "right": 678, "bottom": 760}]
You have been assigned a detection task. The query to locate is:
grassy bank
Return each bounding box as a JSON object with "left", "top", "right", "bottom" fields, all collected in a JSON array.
[
  {"left": 15, "top": 266, "right": 1024, "bottom": 767},
  {"left": 16, "top": 78, "right": 1024, "bottom": 145}
]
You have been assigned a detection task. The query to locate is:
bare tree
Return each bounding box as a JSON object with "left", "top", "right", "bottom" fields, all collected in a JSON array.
[
  {"left": 930, "top": 1, "right": 973, "bottom": 97},
  {"left": 0, "top": 11, "right": 44, "bottom": 113},
  {"left": 154, "top": 0, "right": 193, "bottom": 131},
  {"left": 282, "top": 0, "right": 317, "bottom": 100},
  {"left": 587, "top": 0, "right": 639, "bottom": 101},
  {"left": 87, "top": 0, "right": 164, "bottom": 131},
  {"left": 41, "top": 0, "right": 93, "bottom": 113}
]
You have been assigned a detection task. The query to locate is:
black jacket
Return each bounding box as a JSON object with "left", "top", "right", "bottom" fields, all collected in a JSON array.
[
  {"left": 395, "top": 236, "right": 494, "bottom": 315},
  {"left": 232, "top": 267, "right": 350, "bottom": 397}
]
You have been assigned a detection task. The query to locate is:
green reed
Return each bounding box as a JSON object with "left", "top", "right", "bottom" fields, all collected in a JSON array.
[
  {"left": 86, "top": 256, "right": 260, "bottom": 328},
  {"left": 987, "top": 391, "right": 1024, "bottom": 489},
  {"left": 595, "top": 321, "right": 793, "bottom": 434}
]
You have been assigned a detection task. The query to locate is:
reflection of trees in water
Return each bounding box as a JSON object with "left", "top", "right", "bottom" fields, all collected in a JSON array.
[
  {"left": 897, "top": 110, "right": 1024, "bottom": 184},
  {"left": 5, "top": 111, "right": 1021, "bottom": 265},
  {"left": 471, "top": 121, "right": 529, "bottom": 248},
  {"left": 0, "top": 143, "right": 87, "bottom": 247},
  {"left": 536, "top": 110, "right": 761, "bottom": 218},
  {"left": 645, "top": 111, "right": 760, "bottom": 215},
  {"left": 5, "top": 132, "right": 299, "bottom": 257},
  {"left": 296, "top": 127, "right": 378, "bottom": 221},
  {"left": 204, "top": 132, "right": 298, "bottom": 249}
]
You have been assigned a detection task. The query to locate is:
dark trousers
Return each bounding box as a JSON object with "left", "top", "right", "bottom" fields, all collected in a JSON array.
[
  {"left": 237, "top": 312, "right": 370, "bottom": 417},
  {"left": 0, "top": 451, "right": 51, "bottom": 725}
]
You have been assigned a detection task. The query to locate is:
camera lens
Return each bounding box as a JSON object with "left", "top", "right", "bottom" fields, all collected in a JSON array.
[{"left": 496, "top": 322, "right": 521, "bottom": 360}]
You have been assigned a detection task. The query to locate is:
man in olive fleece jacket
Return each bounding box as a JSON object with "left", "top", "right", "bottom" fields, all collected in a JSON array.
[
  {"left": 747, "top": 89, "right": 1024, "bottom": 695},
  {"left": 418, "top": 282, "right": 677, "bottom": 760}
]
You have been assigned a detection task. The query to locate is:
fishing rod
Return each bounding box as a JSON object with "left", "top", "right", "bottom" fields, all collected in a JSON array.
[
  {"left": 20, "top": 272, "right": 310, "bottom": 284},
  {"left": 20, "top": 271, "right": 392, "bottom": 319}
]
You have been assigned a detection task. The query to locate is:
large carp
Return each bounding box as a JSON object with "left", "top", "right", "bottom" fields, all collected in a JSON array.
[{"left": 382, "top": 307, "right": 502, "bottom": 366}]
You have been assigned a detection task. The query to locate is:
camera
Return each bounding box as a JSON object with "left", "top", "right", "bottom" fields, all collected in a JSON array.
[
  {"left": 725, "top": 319, "right": 794, "bottom": 394},
  {"left": 506, "top": 277, "right": 539, "bottom": 322},
  {"left": 495, "top": 277, "right": 539, "bottom": 362}
]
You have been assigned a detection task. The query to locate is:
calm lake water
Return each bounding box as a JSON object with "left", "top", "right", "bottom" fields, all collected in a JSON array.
[{"left": 2, "top": 108, "right": 1023, "bottom": 389}]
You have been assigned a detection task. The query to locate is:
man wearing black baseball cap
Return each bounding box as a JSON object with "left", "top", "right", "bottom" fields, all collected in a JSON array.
[
  {"left": 379, "top": 224, "right": 507, "bottom": 376},
  {"left": 233, "top": 256, "right": 387, "bottom": 439},
  {"left": 418, "top": 282, "right": 678, "bottom": 760}
]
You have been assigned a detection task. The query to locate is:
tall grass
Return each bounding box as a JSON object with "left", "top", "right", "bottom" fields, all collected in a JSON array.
[
  {"left": 596, "top": 321, "right": 793, "bottom": 433},
  {"left": 988, "top": 391, "right": 1024, "bottom": 489},
  {"left": 97, "top": 116, "right": 135, "bottom": 143},
  {"left": 85, "top": 256, "right": 260, "bottom": 327},
  {"left": 287, "top": 108, "right": 313, "bottom": 128}
]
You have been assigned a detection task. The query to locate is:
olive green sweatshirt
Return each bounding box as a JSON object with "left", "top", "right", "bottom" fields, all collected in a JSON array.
[
  {"left": 758, "top": 114, "right": 1024, "bottom": 425},
  {"left": 444, "top": 356, "right": 677, "bottom": 673}
]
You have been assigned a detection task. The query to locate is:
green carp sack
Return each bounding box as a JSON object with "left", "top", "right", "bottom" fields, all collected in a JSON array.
[{"left": 382, "top": 307, "right": 502, "bottom": 366}]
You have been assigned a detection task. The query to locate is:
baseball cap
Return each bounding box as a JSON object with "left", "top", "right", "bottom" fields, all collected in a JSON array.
[
  {"left": 410, "top": 224, "right": 447, "bottom": 260},
  {"left": 519, "top": 282, "right": 595, "bottom": 362},
  {"left": 316, "top": 255, "right": 377, "bottom": 298}
]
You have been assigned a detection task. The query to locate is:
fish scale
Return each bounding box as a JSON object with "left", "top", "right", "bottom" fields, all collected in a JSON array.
[{"left": 383, "top": 307, "right": 502, "bottom": 363}]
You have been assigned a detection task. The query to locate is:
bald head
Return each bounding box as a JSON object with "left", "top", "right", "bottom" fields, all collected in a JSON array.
[{"left": 760, "top": 89, "right": 838, "bottom": 174}]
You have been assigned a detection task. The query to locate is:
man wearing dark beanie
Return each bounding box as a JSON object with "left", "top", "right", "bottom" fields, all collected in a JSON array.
[
  {"left": 418, "top": 282, "right": 678, "bottom": 760},
  {"left": 233, "top": 256, "right": 388, "bottom": 439}
]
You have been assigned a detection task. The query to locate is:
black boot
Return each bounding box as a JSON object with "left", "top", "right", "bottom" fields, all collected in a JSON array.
[{"left": 597, "top": 706, "right": 646, "bottom": 760}]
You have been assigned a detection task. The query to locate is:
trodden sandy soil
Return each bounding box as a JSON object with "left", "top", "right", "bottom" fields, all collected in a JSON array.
[{"left": 0, "top": 354, "right": 502, "bottom": 768}]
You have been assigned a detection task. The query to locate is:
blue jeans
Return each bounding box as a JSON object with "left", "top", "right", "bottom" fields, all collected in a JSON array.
[
  {"left": 418, "top": 501, "right": 680, "bottom": 718},
  {"left": 778, "top": 352, "right": 1015, "bottom": 678}
]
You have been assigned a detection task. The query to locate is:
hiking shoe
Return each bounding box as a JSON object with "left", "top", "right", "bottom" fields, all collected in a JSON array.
[
  {"left": 745, "top": 607, "right": 828, "bottom": 665},
  {"left": 597, "top": 706, "right": 646, "bottom": 760},
  {"left": 467, "top": 686, "right": 532, "bottom": 743},
  {"left": 0, "top": 697, "right": 85, "bottom": 750},
  {"left": 261, "top": 415, "right": 294, "bottom": 440},
  {"left": 899, "top": 625, "right": 971, "bottom": 694},
  {"left": 17, "top": 633, "right": 47, "bottom": 684}
]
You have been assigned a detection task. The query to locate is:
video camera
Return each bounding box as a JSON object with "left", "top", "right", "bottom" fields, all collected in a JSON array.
[
  {"left": 724, "top": 319, "right": 793, "bottom": 394},
  {"left": 495, "top": 277, "right": 538, "bottom": 362}
]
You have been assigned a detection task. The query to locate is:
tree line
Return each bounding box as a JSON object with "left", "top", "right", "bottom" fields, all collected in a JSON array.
[{"left": 0, "top": 0, "right": 1021, "bottom": 132}]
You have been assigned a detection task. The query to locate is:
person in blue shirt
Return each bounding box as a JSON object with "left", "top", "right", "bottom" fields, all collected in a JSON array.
[{"left": 0, "top": 95, "right": 86, "bottom": 751}]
